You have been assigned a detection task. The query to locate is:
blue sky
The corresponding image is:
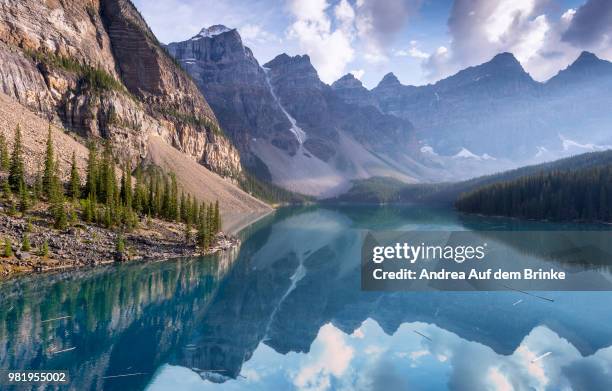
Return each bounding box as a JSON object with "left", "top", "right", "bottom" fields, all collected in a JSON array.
[{"left": 133, "top": 0, "right": 610, "bottom": 88}]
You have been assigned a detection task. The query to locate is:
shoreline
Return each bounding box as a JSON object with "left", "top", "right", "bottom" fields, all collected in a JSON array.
[{"left": 0, "top": 210, "right": 248, "bottom": 279}]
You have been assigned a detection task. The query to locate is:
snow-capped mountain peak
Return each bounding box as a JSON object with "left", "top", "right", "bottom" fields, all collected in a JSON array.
[
  {"left": 196, "top": 25, "right": 232, "bottom": 39},
  {"left": 453, "top": 148, "right": 495, "bottom": 160}
]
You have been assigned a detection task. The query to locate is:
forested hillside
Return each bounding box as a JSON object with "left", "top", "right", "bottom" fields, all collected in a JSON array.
[
  {"left": 455, "top": 164, "right": 612, "bottom": 222},
  {"left": 327, "top": 150, "right": 612, "bottom": 208}
]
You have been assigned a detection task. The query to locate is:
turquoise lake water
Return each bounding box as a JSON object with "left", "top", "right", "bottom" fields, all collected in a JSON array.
[{"left": 1, "top": 205, "right": 612, "bottom": 390}]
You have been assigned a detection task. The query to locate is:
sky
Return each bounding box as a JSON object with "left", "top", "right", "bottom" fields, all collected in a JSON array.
[{"left": 132, "top": 0, "right": 612, "bottom": 88}]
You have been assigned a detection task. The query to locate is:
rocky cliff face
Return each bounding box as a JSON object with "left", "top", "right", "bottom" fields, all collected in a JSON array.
[
  {"left": 331, "top": 73, "right": 378, "bottom": 108},
  {"left": 168, "top": 28, "right": 419, "bottom": 197},
  {"left": 263, "top": 54, "right": 417, "bottom": 161},
  {"left": 165, "top": 26, "right": 292, "bottom": 178},
  {"left": 0, "top": 0, "right": 241, "bottom": 178}
]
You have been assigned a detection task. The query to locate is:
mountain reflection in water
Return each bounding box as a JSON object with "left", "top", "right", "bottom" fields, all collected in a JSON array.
[{"left": 1, "top": 206, "right": 611, "bottom": 391}]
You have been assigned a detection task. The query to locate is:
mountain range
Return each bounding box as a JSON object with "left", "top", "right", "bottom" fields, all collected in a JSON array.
[
  {"left": 167, "top": 26, "right": 423, "bottom": 197},
  {"left": 1, "top": 0, "right": 612, "bottom": 202},
  {"left": 167, "top": 25, "right": 612, "bottom": 197}
]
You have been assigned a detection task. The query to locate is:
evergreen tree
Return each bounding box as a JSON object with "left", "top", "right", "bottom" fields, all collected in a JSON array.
[
  {"left": 7, "top": 198, "right": 16, "bottom": 216},
  {"left": 8, "top": 124, "right": 25, "bottom": 191},
  {"left": 84, "top": 193, "right": 95, "bottom": 223},
  {"left": 162, "top": 175, "right": 171, "bottom": 219},
  {"left": 184, "top": 220, "right": 192, "bottom": 244},
  {"left": 191, "top": 197, "right": 199, "bottom": 226},
  {"left": 170, "top": 173, "right": 178, "bottom": 221},
  {"left": 133, "top": 165, "right": 144, "bottom": 214},
  {"left": 197, "top": 202, "right": 208, "bottom": 249},
  {"left": 39, "top": 239, "right": 49, "bottom": 258},
  {"left": 196, "top": 218, "right": 207, "bottom": 249},
  {"left": 3, "top": 238, "right": 12, "bottom": 257},
  {"left": 21, "top": 233, "right": 31, "bottom": 252},
  {"left": 206, "top": 203, "right": 214, "bottom": 245},
  {"left": 18, "top": 181, "right": 29, "bottom": 214},
  {"left": 54, "top": 200, "right": 67, "bottom": 230},
  {"left": 0, "top": 131, "right": 9, "bottom": 171},
  {"left": 120, "top": 163, "right": 132, "bottom": 208},
  {"left": 180, "top": 192, "right": 187, "bottom": 223},
  {"left": 2, "top": 177, "right": 11, "bottom": 200},
  {"left": 85, "top": 141, "right": 98, "bottom": 200},
  {"left": 69, "top": 152, "right": 81, "bottom": 201},
  {"left": 49, "top": 156, "right": 67, "bottom": 230},
  {"left": 43, "top": 125, "right": 55, "bottom": 197},
  {"left": 33, "top": 167, "right": 42, "bottom": 202},
  {"left": 213, "top": 200, "right": 221, "bottom": 233},
  {"left": 115, "top": 234, "right": 125, "bottom": 254}
]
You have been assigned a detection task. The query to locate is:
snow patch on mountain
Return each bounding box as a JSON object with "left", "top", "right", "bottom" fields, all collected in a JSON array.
[
  {"left": 535, "top": 146, "right": 548, "bottom": 158},
  {"left": 263, "top": 67, "right": 307, "bottom": 144},
  {"left": 420, "top": 145, "right": 438, "bottom": 156},
  {"left": 560, "top": 134, "right": 612, "bottom": 152},
  {"left": 453, "top": 148, "right": 496, "bottom": 160},
  {"left": 195, "top": 25, "right": 232, "bottom": 39}
]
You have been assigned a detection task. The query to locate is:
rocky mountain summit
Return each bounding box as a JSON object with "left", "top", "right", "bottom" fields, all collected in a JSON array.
[
  {"left": 169, "top": 28, "right": 420, "bottom": 196},
  {"left": 166, "top": 25, "right": 292, "bottom": 178}
]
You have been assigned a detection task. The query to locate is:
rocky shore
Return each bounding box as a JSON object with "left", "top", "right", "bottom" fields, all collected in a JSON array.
[{"left": 0, "top": 209, "right": 240, "bottom": 277}]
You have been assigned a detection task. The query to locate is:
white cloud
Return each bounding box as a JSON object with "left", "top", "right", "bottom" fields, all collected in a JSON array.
[
  {"left": 349, "top": 69, "right": 365, "bottom": 80},
  {"left": 561, "top": 8, "right": 576, "bottom": 23},
  {"left": 239, "top": 24, "right": 281, "bottom": 45},
  {"left": 486, "top": 367, "right": 514, "bottom": 391},
  {"left": 394, "top": 40, "right": 428, "bottom": 59},
  {"left": 287, "top": 0, "right": 355, "bottom": 84},
  {"left": 293, "top": 324, "right": 354, "bottom": 391},
  {"left": 420, "top": 0, "right": 588, "bottom": 82}
]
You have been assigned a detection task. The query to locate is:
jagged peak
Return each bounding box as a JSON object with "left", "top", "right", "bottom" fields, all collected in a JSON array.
[
  {"left": 485, "top": 52, "right": 526, "bottom": 71},
  {"left": 548, "top": 50, "right": 612, "bottom": 83},
  {"left": 571, "top": 51, "right": 604, "bottom": 66},
  {"left": 377, "top": 72, "right": 401, "bottom": 88},
  {"left": 332, "top": 73, "right": 364, "bottom": 89},
  {"left": 195, "top": 25, "right": 233, "bottom": 39},
  {"left": 264, "top": 53, "right": 313, "bottom": 69}
]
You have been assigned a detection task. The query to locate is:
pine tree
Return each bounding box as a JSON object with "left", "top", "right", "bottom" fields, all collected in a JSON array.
[
  {"left": 69, "top": 152, "right": 80, "bottom": 201},
  {"left": 43, "top": 125, "right": 55, "bottom": 197},
  {"left": 0, "top": 131, "right": 9, "bottom": 172},
  {"left": 85, "top": 141, "right": 98, "bottom": 200},
  {"left": 184, "top": 220, "right": 192, "bottom": 244},
  {"left": 213, "top": 200, "right": 221, "bottom": 233},
  {"left": 191, "top": 197, "right": 199, "bottom": 226},
  {"left": 54, "top": 201, "right": 67, "bottom": 230},
  {"left": 133, "top": 165, "right": 144, "bottom": 213},
  {"left": 162, "top": 175, "right": 171, "bottom": 219},
  {"left": 7, "top": 198, "right": 16, "bottom": 216},
  {"left": 120, "top": 163, "right": 132, "bottom": 208},
  {"left": 170, "top": 173, "right": 178, "bottom": 221},
  {"left": 3, "top": 238, "right": 12, "bottom": 257},
  {"left": 197, "top": 218, "right": 207, "bottom": 249},
  {"left": 39, "top": 239, "right": 49, "bottom": 258},
  {"left": 49, "top": 156, "right": 67, "bottom": 230},
  {"left": 18, "top": 181, "right": 29, "bottom": 214},
  {"left": 207, "top": 203, "right": 214, "bottom": 244},
  {"left": 115, "top": 234, "right": 125, "bottom": 254},
  {"left": 8, "top": 124, "right": 25, "bottom": 191},
  {"left": 33, "top": 167, "right": 42, "bottom": 201},
  {"left": 180, "top": 192, "right": 187, "bottom": 222},
  {"left": 21, "top": 233, "right": 31, "bottom": 252},
  {"left": 83, "top": 194, "right": 96, "bottom": 223},
  {"left": 1, "top": 177, "right": 11, "bottom": 200}
]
